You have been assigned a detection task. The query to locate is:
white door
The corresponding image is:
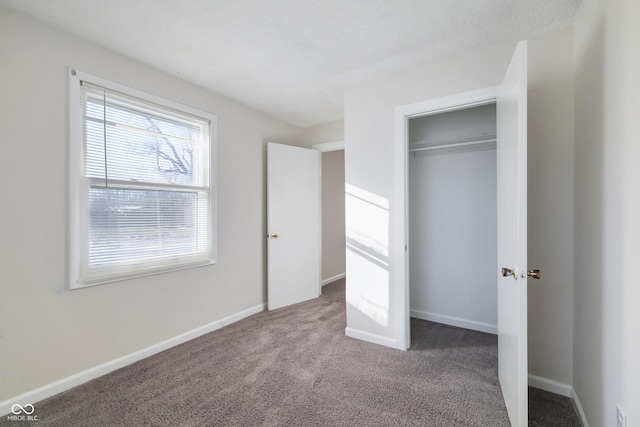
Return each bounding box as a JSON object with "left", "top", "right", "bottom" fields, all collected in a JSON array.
[
  {"left": 267, "top": 142, "right": 321, "bottom": 310},
  {"left": 497, "top": 41, "right": 529, "bottom": 426}
]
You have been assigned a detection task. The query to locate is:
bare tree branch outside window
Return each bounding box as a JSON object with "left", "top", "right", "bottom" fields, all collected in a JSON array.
[{"left": 144, "top": 117, "right": 193, "bottom": 181}]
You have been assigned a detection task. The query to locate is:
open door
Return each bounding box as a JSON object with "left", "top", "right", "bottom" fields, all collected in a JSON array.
[
  {"left": 396, "top": 40, "right": 533, "bottom": 426},
  {"left": 497, "top": 41, "right": 529, "bottom": 426},
  {"left": 267, "top": 142, "right": 321, "bottom": 310}
]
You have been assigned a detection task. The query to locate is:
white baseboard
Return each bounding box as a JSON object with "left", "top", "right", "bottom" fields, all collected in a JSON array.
[
  {"left": 0, "top": 303, "right": 266, "bottom": 417},
  {"left": 571, "top": 388, "right": 590, "bottom": 427},
  {"left": 528, "top": 374, "right": 572, "bottom": 397},
  {"left": 345, "top": 327, "right": 398, "bottom": 349},
  {"left": 410, "top": 309, "right": 497, "bottom": 335},
  {"left": 321, "top": 273, "right": 346, "bottom": 286}
]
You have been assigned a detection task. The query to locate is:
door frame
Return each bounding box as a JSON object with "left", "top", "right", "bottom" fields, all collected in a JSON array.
[
  {"left": 393, "top": 86, "right": 499, "bottom": 350},
  {"left": 312, "top": 140, "right": 346, "bottom": 287},
  {"left": 312, "top": 140, "right": 345, "bottom": 152}
]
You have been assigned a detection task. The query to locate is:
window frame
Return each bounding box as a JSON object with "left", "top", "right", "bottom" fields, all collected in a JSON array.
[{"left": 69, "top": 69, "right": 217, "bottom": 289}]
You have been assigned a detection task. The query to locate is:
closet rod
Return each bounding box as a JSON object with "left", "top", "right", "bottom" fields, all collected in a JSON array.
[{"left": 409, "top": 138, "right": 496, "bottom": 153}]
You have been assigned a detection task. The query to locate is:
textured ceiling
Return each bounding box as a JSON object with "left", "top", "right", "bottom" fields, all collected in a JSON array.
[{"left": 1, "top": 0, "right": 581, "bottom": 127}]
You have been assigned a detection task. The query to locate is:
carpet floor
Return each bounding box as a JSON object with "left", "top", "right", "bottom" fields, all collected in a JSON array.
[{"left": 3, "top": 279, "right": 581, "bottom": 426}]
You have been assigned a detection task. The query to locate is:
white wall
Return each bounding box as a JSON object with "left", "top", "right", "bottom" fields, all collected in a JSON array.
[
  {"left": 345, "top": 27, "right": 575, "bottom": 385},
  {"left": 573, "top": 0, "right": 640, "bottom": 425},
  {"left": 0, "top": 6, "right": 302, "bottom": 403},
  {"left": 301, "top": 119, "right": 344, "bottom": 147},
  {"left": 321, "top": 151, "right": 346, "bottom": 283}
]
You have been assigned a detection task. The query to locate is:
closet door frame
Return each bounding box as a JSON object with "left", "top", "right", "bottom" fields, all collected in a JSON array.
[{"left": 393, "top": 86, "right": 499, "bottom": 350}]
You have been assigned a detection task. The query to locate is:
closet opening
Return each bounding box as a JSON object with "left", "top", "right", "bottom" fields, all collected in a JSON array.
[{"left": 407, "top": 102, "right": 498, "bottom": 342}]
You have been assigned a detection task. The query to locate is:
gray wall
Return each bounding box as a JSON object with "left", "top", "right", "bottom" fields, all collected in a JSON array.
[
  {"left": 409, "top": 106, "right": 497, "bottom": 332},
  {"left": 345, "top": 27, "right": 575, "bottom": 386},
  {"left": 0, "top": 6, "right": 302, "bottom": 402},
  {"left": 321, "top": 151, "right": 346, "bottom": 283}
]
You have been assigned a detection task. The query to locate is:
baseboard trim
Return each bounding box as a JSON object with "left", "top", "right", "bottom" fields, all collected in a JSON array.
[
  {"left": 0, "top": 303, "right": 266, "bottom": 417},
  {"left": 410, "top": 309, "right": 497, "bottom": 335},
  {"left": 345, "top": 327, "right": 398, "bottom": 349},
  {"left": 528, "top": 374, "right": 572, "bottom": 397},
  {"left": 571, "top": 388, "right": 590, "bottom": 427},
  {"left": 321, "top": 273, "right": 346, "bottom": 286}
]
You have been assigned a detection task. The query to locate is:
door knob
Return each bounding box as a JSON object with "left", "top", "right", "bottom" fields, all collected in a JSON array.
[
  {"left": 268, "top": 233, "right": 279, "bottom": 239},
  {"left": 527, "top": 269, "right": 541, "bottom": 279},
  {"left": 502, "top": 267, "right": 541, "bottom": 280},
  {"left": 501, "top": 267, "right": 516, "bottom": 280}
]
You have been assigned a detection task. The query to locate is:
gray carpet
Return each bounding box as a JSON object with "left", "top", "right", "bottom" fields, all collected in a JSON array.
[
  {"left": 3, "top": 279, "right": 581, "bottom": 426},
  {"left": 528, "top": 387, "right": 582, "bottom": 427}
]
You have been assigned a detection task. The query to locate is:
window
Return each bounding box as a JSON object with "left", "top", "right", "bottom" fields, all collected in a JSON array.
[{"left": 69, "top": 69, "right": 216, "bottom": 288}]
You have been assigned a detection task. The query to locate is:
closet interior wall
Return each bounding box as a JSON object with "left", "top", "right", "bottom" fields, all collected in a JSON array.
[{"left": 408, "top": 103, "right": 498, "bottom": 334}]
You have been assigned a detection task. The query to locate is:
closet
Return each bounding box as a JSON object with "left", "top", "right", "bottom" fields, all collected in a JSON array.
[{"left": 408, "top": 103, "right": 498, "bottom": 334}]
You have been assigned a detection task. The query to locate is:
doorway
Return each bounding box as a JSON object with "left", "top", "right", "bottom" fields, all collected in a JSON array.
[
  {"left": 312, "top": 140, "right": 346, "bottom": 286},
  {"left": 320, "top": 148, "right": 346, "bottom": 285},
  {"left": 408, "top": 103, "right": 498, "bottom": 335},
  {"left": 393, "top": 86, "right": 501, "bottom": 350},
  {"left": 267, "top": 141, "right": 345, "bottom": 310}
]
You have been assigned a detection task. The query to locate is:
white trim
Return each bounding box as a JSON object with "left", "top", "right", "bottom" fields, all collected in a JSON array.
[
  {"left": 71, "top": 69, "right": 216, "bottom": 119},
  {"left": 312, "top": 140, "right": 344, "bottom": 152},
  {"left": 344, "top": 327, "right": 399, "bottom": 349},
  {"left": 527, "top": 374, "right": 572, "bottom": 397},
  {"left": 316, "top": 150, "right": 323, "bottom": 298},
  {"left": 411, "top": 309, "right": 497, "bottom": 335},
  {"left": 571, "top": 388, "right": 590, "bottom": 427},
  {"left": 395, "top": 87, "right": 499, "bottom": 118},
  {"left": 0, "top": 303, "right": 265, "bottom": 417},
  {"left": 321, "top": 273, "right": 346, "bottom": 286},
  {"left": 394, "top": 86, "right": 500, "bottom": 351}
]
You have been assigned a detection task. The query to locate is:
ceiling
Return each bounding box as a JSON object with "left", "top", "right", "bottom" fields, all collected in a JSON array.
[{"left": 1, "top": 0, "right": 582, "bottom": 127}]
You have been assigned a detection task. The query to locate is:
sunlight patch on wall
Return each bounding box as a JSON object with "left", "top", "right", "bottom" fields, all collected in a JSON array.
[
  {"left": 345, "top": 184, "right": 389, "bottom": 258},
  {"left": 345, "top": 184, "right": 390, "bottom": 327}
]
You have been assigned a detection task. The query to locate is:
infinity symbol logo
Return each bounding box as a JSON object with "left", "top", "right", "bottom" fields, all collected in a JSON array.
[{"left": 11, "top": 404, "right": 35, "bottom": 415}]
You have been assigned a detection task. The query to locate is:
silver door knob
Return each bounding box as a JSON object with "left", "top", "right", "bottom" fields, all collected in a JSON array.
[
  {"left": 269, "top": 234, "right": 279, "bottom": 239},
  {"left": 527, "top": 269, "right": 541, "bottom": 279}
]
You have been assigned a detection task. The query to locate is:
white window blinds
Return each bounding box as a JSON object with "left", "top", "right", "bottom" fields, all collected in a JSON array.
[{"left": 70, "top": 71, "right": 215, "bottom": 288}]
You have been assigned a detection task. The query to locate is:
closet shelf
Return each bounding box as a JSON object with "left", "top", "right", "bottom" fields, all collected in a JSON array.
[{"left": 409, "top": 131, "right": 496, "bottom": 152}]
